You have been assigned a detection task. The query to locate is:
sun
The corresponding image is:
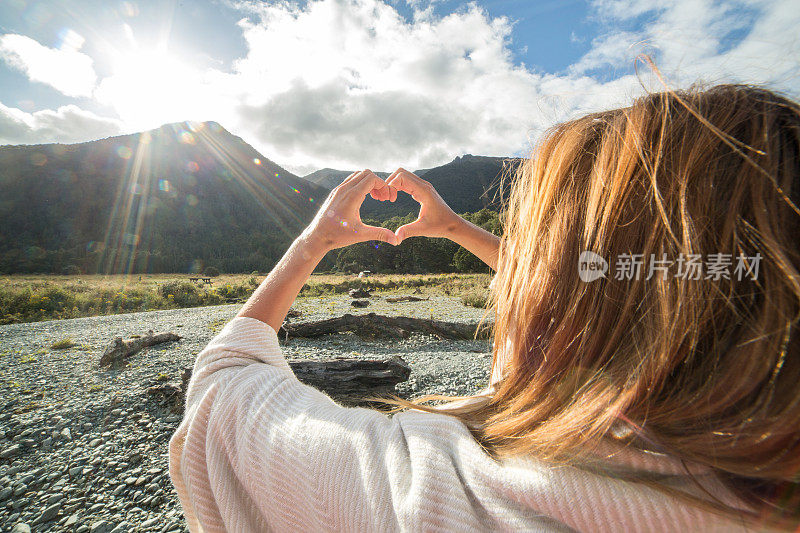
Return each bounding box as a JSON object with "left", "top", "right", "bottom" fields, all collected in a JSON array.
[{"left": 96, "top": 47, "right": 206, "bottom": 129}]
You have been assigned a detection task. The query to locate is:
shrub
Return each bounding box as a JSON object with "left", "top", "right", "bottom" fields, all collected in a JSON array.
[
  {"left": 215, "top": 282, "right": 251, "bottom": 302},
  {"left": 204, "top": 266, "right": 220, "bottom": 277},
  {"left": 461, "top": 290, "right": 489, "bottom": 309},
  {"left": 158, "top": 281, "right": 203, "bottom": 307},
  {"left": 51, "top": 338, "right": 76, "bottom": 350}
]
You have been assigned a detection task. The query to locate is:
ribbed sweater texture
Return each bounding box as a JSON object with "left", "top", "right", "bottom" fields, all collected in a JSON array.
[{"left": 169, "top": 317, "right": 751, "bottom": 532}]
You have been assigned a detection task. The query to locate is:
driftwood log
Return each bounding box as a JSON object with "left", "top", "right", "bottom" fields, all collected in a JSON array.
[
  {"left": 385, "top": 295, "right": 429, "bottom": 303},
  {"left": 100, "top": 330, "right": 181, "bottom": 367},
  {"left": 279, "top": 313, "right": 491, "bottom": 340},
  {"left": 148, "top": 357, "right": 410, "bottom": 411}
]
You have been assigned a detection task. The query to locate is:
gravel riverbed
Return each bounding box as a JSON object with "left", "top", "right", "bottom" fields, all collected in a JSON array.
[{"left": 0, "top": 294, "right": 493, "bottom": 532}]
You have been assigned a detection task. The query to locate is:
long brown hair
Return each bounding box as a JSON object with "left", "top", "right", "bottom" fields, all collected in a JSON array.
[{"left": 386, "top": 84, "right": 800, "bottom": 528}]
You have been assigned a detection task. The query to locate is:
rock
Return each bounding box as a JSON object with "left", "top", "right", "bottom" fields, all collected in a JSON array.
[
  {"left": 13, "top": 483, "right": 28, "bottom": 496},
  {"left": 109, "top": 522, "right": 130, "bottom": 533},
  {"left": 65, "top": 513, "right": 78, "bottom": 527},
  {"left": 0, "top": 486, "right": 12, "bottom": 500},
  {"left": 11, "top": 524, "right": 31, "bottom": 533},
  {"left": 37, "top": 502, "right": 61, "bottom": 522},
  {"left": 89, "top": 438, "right": 103, "bottom": 447},
  {"left": 46, "top": 493, "right": 64, "bottom": 505},
  {"left": 350, "top": 299, "right": 370, "bottom": 308},
  {"left": 141, "top": 517, "right": 160, "bottom": 528},
  {"left": 1, "top": 444, "right": 21, "bottom": 459},
  {"left": 60, "top": 427, "right": 71, "bottom": 440},
  {"left": 89, "top": 519, "right": 114, "bottom": 533},
  {"left": 69, "top": 467, "right": 82, "bottom": 478},
  {"left": 349, "top": 288, "right": 372, "bottom": 298}
]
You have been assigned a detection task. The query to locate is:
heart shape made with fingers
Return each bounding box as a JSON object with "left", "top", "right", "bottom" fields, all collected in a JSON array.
[{"left": 312, "top": 167, "right": 457, "bottom": 251}]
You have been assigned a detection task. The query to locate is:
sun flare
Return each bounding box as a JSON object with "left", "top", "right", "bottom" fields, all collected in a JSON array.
[{"left": 96, "top": 48, "right": 204, "bottom": 129}]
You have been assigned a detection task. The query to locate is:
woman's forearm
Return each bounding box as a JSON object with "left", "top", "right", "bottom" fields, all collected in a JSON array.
[
  {"left": 237, "top": 233, "right": 328, "bottom": 332},
  {"left": 449, "top": 217, "right": 500, "bottom": 271}
]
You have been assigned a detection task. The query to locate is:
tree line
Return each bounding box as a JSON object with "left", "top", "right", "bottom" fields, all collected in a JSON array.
[{"left": 0, "top": 209, "right": 501, "bottom": 275}]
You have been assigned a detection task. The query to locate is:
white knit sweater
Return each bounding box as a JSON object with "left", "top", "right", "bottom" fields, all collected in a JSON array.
[{"left": 168, "top": 317, "right": 752, "bottom": 532}]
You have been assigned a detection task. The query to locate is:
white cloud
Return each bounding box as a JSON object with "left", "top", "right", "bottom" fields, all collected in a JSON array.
[
  {"left": 0, "top": 33, "right": 97, "bottom": 97},
  {"left": 2, "top": 0, "right": 798, "bottom": 173},
  {"left": 575, "top": 0, "right": 800, "bottom": 92},
  {"left": 0, "top": 102, "right": 121, "bottom": 145},
  {"left": 223, "top": 0, "right": 800, "bottom": 173},
  {"left": 226, "top": 0, "right": 632, "bottom": 171}
]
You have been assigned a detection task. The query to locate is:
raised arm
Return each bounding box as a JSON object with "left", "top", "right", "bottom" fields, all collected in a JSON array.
[
  {"left": 386, "top": 168, "right": 500, "bottom": 270},
  {"left": 237, "top": 169, "right": 398, "bottom": 331}
]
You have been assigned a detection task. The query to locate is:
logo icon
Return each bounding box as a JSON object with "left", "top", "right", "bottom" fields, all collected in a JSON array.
[{"left": 578, "top": 251, "right": 608, "bottom": 282}]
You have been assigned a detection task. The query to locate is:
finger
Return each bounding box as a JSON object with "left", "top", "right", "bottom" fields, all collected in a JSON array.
[
  {"left": 385, "top": 168, "right": 432, "bottom": 203},
  {"left": 369, "top": 184, "right": 396, "bottom": 202},
  {"left": 342, "top": 169, "right": 373, "bottom": 190},
  {"left": 360, "top": 224, "right": 398, "bottom": 246},
  {"left": 333, "top": 171, "right": 360, "bottom": 192},
  {"left": 394, "top": 220, "right": 425, "bottom": 243},
  {"left": 353, "top": 172, "right": 393, "bottom": 200}
]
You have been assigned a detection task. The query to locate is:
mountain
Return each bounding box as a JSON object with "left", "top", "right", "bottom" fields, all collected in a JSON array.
[
  {"left": 304, "top": 155, "right": 515, "bottom": 219},
  {"left": 303, "top": 168, "right": 429, "bottom": 189},
  {"left": 0, "top": 121, "right": 328, "bottom": 274}
]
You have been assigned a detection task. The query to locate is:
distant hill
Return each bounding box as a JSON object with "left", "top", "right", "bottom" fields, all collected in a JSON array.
[
  {"left": 305, "top": 155, "right": 515, "bottom": 219},
  {"left": 0, "top": 121, "right": 328, "bottom": 274}
]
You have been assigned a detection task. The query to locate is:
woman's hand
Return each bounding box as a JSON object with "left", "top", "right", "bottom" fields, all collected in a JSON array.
[
  {"left": 386, "top": 168, "right": 461, "bottom": 242},
  {"left": 238, "top": 169, "right": 398, "bottom": 330},
  {"left": 387, "top": 167, "right": 500, "bottom": 270},
  {"left": 302, "top": 169, "right": 399, "bottom": 254}
]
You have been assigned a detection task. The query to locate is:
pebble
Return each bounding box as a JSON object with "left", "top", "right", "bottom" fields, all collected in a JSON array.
[
  {"left": 0, "top": 445, "right": 20, "bottom": 459},
  {"left": 46, "top": 493, "right": 64, "bottom": 505},
  {"left": 0, "top": 296, "right": 487, "bottom": 530},
  {"left": 141, "top": 517, "right": 160, "bottom": 528},
  {"left": 37, "top": 502, "right": 61, "bottom": 522},
  {"left": 109, "top": 522, "right": 130, "bottom": 533},
  {"left": 89, "top": 520, "right": 114, "bottom": 533},
  {"left": 11, "top": 524, "right": 31, "bottom": 533}
]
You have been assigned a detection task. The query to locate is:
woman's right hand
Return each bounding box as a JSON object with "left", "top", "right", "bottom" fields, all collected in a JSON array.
[
  {"left": 387, "top": 167, "right": 501, "bottom": 270},
  {"left": 386, "top": 168, "right": 461, "bottom": 243}
]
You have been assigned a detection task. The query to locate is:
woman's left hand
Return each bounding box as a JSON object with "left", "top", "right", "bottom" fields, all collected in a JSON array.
[{"left": 302, "top": 169, "right": 399, "bottom": 253}]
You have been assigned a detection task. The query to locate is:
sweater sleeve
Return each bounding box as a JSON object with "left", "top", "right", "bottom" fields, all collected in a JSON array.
[{"left": 168, "top": 316, "right": 499, "bottom": 533}]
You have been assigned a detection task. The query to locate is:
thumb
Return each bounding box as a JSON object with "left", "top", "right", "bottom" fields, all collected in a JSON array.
[
  {"left": 360, "top": 224, "right": 399, "bottom": 246},
  {"left": 394, "top": 220, "right": 425, "bottom": 243}
]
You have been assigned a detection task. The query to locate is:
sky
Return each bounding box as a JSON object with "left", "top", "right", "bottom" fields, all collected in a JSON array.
[{"left": 0, "top": 0, "right": 798, "bottom": 176}]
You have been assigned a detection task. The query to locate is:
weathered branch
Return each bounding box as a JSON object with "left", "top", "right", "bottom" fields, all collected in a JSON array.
[
  {"left": 385, "top": 296, "right": 429, "bottom": 303},
  {"left": 100, "top": 331, "right": 181, "bottom": 367},
  {"left": 279, "top": 313, "right": 491, "bottom": 340}
]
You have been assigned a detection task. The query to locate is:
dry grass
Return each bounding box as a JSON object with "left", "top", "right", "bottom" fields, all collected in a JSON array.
[{"left": 0, "top": 272, "right": 492, "bottom": 324}]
